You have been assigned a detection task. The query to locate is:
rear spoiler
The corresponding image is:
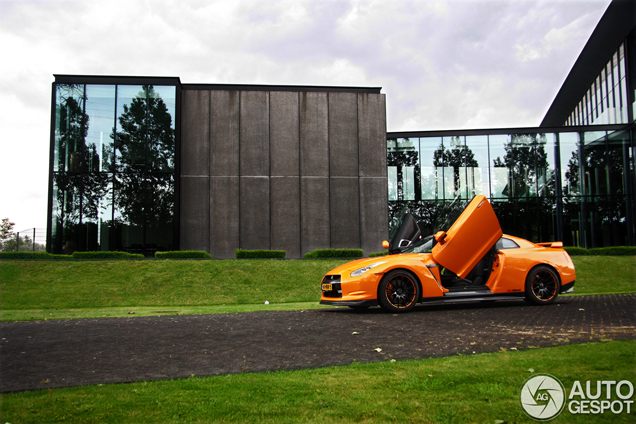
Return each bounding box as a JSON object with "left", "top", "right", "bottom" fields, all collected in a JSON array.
[{"left": 536, "top": 241, "right": 564, "bottom": 248}]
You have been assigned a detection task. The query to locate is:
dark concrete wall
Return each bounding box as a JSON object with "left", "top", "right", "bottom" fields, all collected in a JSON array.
[{"left": 180, "top": 88, "right": 387, "bottom": 258}]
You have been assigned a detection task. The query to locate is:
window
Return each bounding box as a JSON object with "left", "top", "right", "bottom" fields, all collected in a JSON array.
[
  {"left": 49, "top": 82, "right": 177, "bottom": 255},
  {"left": 496, "top": 237, "right": 520, "bottom": 250}
]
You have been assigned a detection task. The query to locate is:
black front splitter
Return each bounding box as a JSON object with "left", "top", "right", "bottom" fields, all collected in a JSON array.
[{"left": 319, "top": 299, "right": 378, "bottom": 307}]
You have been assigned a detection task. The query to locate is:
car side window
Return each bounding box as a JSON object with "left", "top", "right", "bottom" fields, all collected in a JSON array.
[{"left": 496, "top": 237, "right": 520, "bottom": 250}]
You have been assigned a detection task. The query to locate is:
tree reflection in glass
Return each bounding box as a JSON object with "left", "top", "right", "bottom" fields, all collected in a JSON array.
[{"left": 112, "top": 85, "right": 175, "bottom": 254}]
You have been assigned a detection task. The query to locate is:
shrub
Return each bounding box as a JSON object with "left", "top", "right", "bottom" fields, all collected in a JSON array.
[
  {"left": 235, "top": 249, "right": 286, "bottom": 259},
  {"left": 155, "top": 251, "right": 212, "bottom": 259},
  {"left": 564, "top": 246, "right": 635, "bottom": 256},
  {"left": 588, "top": 246, "right": 636, "bottom": 256},
  {"left": 304, "top": 248, "right": 364, "bottom": 259},
  {"left": 563, "top": 247, "right": 589, "bottom": 256},
  {"left": 369, "top": 251, "right": 389, "bottom": 257},
  {"left": 71, "top": 251, "right": 145, "bottom": 259},
  {"left": 0, "top": 252, "right": 69, "bottom": 260}
]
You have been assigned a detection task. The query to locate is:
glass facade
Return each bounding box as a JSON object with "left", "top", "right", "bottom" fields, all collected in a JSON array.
[
  {"left": 49, "top": 82, "right": 177, "bottom": 255},
  {"left": 565, "top": 41, "right": 632, "bottom": 126},
  {"left": 387, "top": 128, "right": 635, "bottom": 247}
]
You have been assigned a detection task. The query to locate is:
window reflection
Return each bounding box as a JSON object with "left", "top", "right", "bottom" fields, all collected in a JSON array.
[
  {"left": 54, "top": 84, "right": 86, "bottom": 173},
  {"left": 566, "top": 42, "right": 630, "bottom": 126},
  {"left": 50, "top": 83, "right": 176, "bottom": 255},
  {"left": 85, "top": 85, "right": 116, "bottom": 172},
  {"left": 489, "top": 134, "right": 510, "bottom": 198},
  {"left": 465, "top": 135, "right": 489, "bottom": 197},
  {"left": 419, "top": 138, "right": 441, "bottom": 200},
  {"left": 388, "top": 128, "right": 634, "bottom": 248}
]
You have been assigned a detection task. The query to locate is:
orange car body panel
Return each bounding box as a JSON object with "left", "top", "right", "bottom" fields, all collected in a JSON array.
[
  {"left": 321, "top": 255, "right": 447, "bottom": 302},
  {"left": 432, "top": 195, "right": 502, "bottom": 278},
  {"left": 487, "top": 236, "right": 576, "bottom": 294}
]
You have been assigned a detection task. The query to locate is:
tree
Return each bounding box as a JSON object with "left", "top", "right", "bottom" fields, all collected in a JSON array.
[
  {"left": 111, "top": 85, "right": 175, "bottom": 251},
  {"left": 0, "top": 218, "right": 15, "bottom": 251},
  {"left": 491, "top": 134, "right": 552, "bottom": 199},
  {"left": 433, "top": 137, "right": 479, "bottom": 198},
  {"left": 51, "top": 86, "right": 111, "bottom": 254}
]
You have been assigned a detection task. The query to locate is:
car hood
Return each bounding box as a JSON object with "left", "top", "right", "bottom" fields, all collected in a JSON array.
[
  {"left": 326, "top": 257, "right": 392, "bottom": 275},
  {"left": 431, "top": 195, "right": 502, "bottom": 278}
]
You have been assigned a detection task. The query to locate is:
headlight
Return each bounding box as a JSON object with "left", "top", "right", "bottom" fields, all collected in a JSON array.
[{"left": 350, "top": 261, "right": 388, "bottom": 277}]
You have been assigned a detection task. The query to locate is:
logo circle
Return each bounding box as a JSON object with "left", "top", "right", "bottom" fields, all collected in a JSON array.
[{"left": 520, "top": 374, "right": 566, "bottom": 421}]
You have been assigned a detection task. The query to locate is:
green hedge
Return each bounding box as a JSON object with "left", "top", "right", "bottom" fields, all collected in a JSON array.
[
  {"left": 588, "top": 246, "right": 636, "bottom": 256},
  {"left": 71, "top": 251, "right": 145, "bottom": 259},
  {"left": 155, "top": 251, "right": 212, "bottom": 259},
  {"left": 564, "top": 246, "right": 636, "bottom": 256},
  {"left": 235, "top": 249, "right": 286, "bottom": 259},
  {"left": 0, "top": 252, "right": 69, "bottom": 260},
  {"left": 304, "top": 248, "right": 364, "bottom": 259},
  {"left": 563, "top": 247, "right": 590, "bottom": 256},
  {"left": 369, "top": 251, "right": 389, "bottom": 257}
]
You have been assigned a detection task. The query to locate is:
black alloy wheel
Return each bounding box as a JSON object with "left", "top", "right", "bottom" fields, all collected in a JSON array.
[
  {"left": 525, "top": 265, "right": 560, "bottom": 305},
  {"left": 378, "top": 270, "right": 420, "bottom": 312}
]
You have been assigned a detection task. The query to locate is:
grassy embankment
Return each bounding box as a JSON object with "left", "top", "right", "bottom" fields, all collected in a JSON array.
[
  {"left": 1, "top": 256, "right": 634, "bottom": 321},
  {"left": 2, "top": 340, "right": 634, "bottom": 423}
]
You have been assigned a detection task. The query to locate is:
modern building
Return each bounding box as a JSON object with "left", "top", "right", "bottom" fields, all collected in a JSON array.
[
  {"left": 386, "top": 0, "right": 635, "bottom": 249},
  {"left": 47, "top": 0, "right": 635, "bottom": 255},
  {"left": 47, "top": 78, "right": 388, "bottom": 257}
]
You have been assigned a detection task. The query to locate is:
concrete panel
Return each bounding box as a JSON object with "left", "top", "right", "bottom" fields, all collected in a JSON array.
[
  {"left": 360, "top": 177, "right": 389, "bottom": 255},
  {"left": 271, "top": 92, "right": 299, "bottom": 177},
  {"left": 358, "top": 93, "right": 387, "bottom": 178},
  {"left": 271, "top": 177, "right": 301, "bottom": 258},
  {"left": 300, "top": 92, "right": 329, "bottom": 177},
  {"left": 181, "top": 90, "right": 210, "bottom": 176},
  {"left": 329, "top": 93, "right": 358, "bottom": 177},
  {"left": 240, "top": 91, "right": 270, "bottom": 176},
  {"left": 210, "top": 176, "right": 239, "bottom": 258},
  {"left": 330, "top": 177, "right": 360, "bottom": 249},
  {"left": 179, "top": 176, "right": 210, "bottom": 252},
  {"left": 240, "top": 176, "right": 270, "bottom": 250},
  {"left": 210, "top": 91, "right": 240, "bottom": 177},
  {"left": 300, "top": 177, "right": 330, "bottom": 255}
]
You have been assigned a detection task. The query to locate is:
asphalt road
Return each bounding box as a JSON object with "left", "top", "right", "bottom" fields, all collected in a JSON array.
[{"left": 1, "top": 293, "right": 635, "bottom": 392}]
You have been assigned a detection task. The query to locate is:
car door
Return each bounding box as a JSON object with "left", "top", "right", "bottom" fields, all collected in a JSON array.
[
  {"left": 388, "top": 213, "right": 421, "bottom": 254},
  {"left": 431, "top": 195, "right": 502, "bottom": 278}
]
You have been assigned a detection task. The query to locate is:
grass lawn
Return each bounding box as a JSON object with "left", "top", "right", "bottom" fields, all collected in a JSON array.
[
  {"left": 0, "top": 259, "right": 346, "bottom": 321},
  {"left": 0, "top": 256, "right": 634, "bottom": 321},
  {"left": 2, "top": 340, "right": 634, "bottom": 423}
]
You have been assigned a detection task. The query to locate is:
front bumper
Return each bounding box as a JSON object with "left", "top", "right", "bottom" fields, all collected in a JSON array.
[{"left": 320, "top": 299, "right": 378, "bottom": 307}]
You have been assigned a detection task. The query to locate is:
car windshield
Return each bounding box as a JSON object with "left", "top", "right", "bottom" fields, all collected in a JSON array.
[
  {"left": 388, "top": 195, "right": 476, "bottom": 254},
  {"left": 401, "top": 235, "right": 435, "bottom": 254}
]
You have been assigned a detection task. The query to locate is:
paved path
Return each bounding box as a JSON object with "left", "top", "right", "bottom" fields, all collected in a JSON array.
[{"left": 1, "top": 294, "right": 634, "bottom": 392}]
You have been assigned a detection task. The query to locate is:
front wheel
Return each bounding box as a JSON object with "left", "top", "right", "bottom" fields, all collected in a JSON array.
[
  {"left": 525, "top": 265, "right": 560, "bottom": 305},
  {"left": 378, "top": 270, "right": 420, "bottom": 313}
]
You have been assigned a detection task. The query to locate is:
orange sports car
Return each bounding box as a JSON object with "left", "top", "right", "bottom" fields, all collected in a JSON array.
[{"left": 319, "top": 195, "right": 576, "bottom": 312}]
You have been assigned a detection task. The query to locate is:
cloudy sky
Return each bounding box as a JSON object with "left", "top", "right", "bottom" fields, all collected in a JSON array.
[{"left": 0, "top": 0, "right": 610, "bottom": 232}]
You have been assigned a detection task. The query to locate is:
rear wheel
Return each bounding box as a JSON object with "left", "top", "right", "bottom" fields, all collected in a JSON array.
[
  {"left": 525, "top": 266, "right": 560, "bottom": 305},
  {"left": 378, "top": 270, "right": 420, "bottom": 312}
]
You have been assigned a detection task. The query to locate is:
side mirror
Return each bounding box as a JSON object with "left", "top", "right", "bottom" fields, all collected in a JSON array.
[
  {"left": 382, "top": 240, "right": 390, "bottom": 249},
  {"left": 434, "top": 231, "right": 447, "bottom": 244}
]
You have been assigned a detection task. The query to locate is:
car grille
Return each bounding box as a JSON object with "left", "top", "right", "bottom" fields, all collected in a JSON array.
[{"left": 322, "top": 275, "right": 342, "bottom": 298}]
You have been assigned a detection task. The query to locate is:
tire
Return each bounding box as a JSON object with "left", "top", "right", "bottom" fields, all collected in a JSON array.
[
  {"left": 525, "top": 265, "right": 560, "bottom": 305},
  {"left": 378, "top": 270, "right": 421, "bottom": 313}
]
